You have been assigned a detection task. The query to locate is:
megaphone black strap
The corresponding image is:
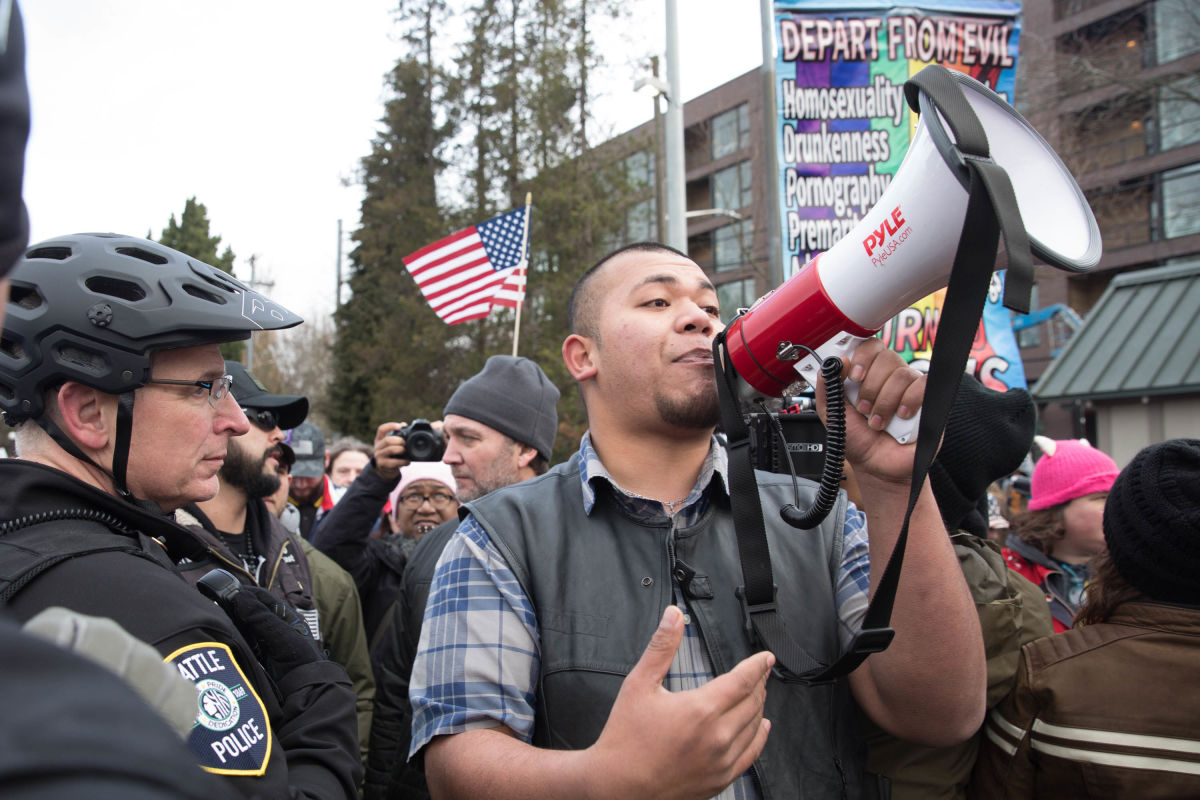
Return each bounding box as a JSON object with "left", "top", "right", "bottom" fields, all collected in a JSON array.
[
  {"left": 714, "top": 331, "right": 830, "bottom": 678},
  {"left": 905, "top": 67, "right": 1033, "bottom": 315},
  {"left": 719, "top": 64, "right": 1034, "bottom": 684}
]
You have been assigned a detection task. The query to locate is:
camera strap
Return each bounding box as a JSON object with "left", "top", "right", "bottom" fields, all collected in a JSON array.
[{"left": 718, "top": 64, "right": 1033, "bottom": 683}]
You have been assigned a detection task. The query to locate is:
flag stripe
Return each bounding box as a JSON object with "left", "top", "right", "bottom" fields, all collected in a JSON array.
[
  {"left": 404, "top": 228, "right": 477, "bottom": 269},
  {"left": 428, "top": 270, "right": 512, "bottom": 313}
]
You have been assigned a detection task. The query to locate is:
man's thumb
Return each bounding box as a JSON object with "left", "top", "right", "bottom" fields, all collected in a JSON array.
[{"left": 628, "top": 605, "right": 684, "bottom": 688}]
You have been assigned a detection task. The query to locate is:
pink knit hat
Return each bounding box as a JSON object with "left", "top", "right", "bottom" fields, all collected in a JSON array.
[
  {"left": 1028, "top": 436, "right": 1119, "bottom": 511},
  {"left": 386, "top": 461, "right": 457, "bottom": 525}
]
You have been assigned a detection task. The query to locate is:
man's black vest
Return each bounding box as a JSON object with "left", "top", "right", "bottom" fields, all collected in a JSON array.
[{"left": 467, "top": 453, "right": 883, "bottom": 799}]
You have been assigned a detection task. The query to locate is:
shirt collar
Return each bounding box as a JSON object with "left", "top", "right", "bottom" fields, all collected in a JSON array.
[{"left": 578, "top": 430, "right": 728, "bottom": 518}]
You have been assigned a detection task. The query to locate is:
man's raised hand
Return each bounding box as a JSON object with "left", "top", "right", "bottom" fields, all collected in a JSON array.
[{"left": 587, "top": 606, "right": 774, "bottom": 800}]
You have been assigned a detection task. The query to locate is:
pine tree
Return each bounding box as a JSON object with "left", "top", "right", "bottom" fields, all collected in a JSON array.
[{"left": 155, "top": 197, "right": 243, "bottom": 362}]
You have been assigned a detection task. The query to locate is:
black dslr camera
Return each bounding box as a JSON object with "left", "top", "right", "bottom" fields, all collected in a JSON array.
[{"left": 393, "top": 419, "right": 446, "bottom": 462}]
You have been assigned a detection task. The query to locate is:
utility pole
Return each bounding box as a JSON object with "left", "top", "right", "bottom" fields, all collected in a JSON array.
[
  {"left": 652, "top": 56, "right": 667, "bottom": 243},
  {"left": 664, "top": 0, "right": 687, "bottom": 252},
  {"left": 335, "top": 218, "right": 344, "bottom": 308}
]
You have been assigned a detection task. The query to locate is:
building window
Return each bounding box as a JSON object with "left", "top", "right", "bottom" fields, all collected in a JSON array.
[
  {"left": 624, "top": 197, "right": 656, "bottom": 243},
  {"left": 1162, "top": 162, "right": 1200, "bottom": 239},
  {"left": 711, "top": 161, "right": 752, "bottom": 212},
  {"left": 711, "top": 104, "right": 750, "bottom": 160},
  {"left": 713, "top": 219, "right": 753, "bottom": 273},
  {"left": 623, "top": 150, "right": 655, "bottom": 190},
  {"left": 1156, "top": 0, "right": 1200, "bottom": 64},
  {"left": 716, "top": 277, "right": 757, "bottom": 323},
  {"left": 1159, "top": 74, "right": 1200, "bottom": 151}
]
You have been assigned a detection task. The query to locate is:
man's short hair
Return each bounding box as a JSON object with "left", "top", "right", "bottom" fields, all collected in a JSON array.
[{"left": 568, "top": 241, "right": 688, "bottom": 340}]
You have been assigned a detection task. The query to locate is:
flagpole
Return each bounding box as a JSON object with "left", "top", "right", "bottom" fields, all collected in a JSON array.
[{"left": 512, "top": 192, "right": 532, "bottom": 357}]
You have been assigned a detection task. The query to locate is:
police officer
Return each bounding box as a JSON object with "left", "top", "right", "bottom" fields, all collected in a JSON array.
[{"left": 0, "top": 234, "right": 361, "bottom": 798}]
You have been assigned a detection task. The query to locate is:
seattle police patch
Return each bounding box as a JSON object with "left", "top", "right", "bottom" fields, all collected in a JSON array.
[{"left": 165, "top": 641, "right": 272, "bottom": 776}]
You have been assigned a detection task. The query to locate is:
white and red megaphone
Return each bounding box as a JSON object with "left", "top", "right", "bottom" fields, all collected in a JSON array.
[{"left": 725, "top": 68, "right": 1101, "bottom": 442}]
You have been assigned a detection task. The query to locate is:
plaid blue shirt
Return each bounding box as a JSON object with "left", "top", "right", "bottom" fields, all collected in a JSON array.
[{"left": 409, "top": 434, "right": 871, "bottom": 799}]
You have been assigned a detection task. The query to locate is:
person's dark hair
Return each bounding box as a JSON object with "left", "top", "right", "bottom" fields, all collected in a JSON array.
[
  {"left": 1009, "top": 506, "right": 1066, "bottom": 556},
  {"left": 529, "top": 453, "right": 549, "bottom": 476},
  {"left": 1075, "top": 551, "right": 1144, "bottom": 627},
  {"left": 568, "top": 241, "right": 688, "bottom": 339},
  {"left": 325, "top": 439, "right": 372, "bottom": 475}
]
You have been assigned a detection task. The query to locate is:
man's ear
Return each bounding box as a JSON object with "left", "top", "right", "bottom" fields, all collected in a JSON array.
[
  {"left": 515, "top": 442, "right": 538, "bottom": 470},
  {"left": 562, "top": 333, "right": 598, "bottom": 382},
  {"left": 54, "top": 382, "right": 113, "bottom": 451}
]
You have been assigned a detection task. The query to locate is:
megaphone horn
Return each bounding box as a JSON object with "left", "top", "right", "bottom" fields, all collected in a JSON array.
[{"left": 725, "top": 66, "right": 1100, "bottom": 442}]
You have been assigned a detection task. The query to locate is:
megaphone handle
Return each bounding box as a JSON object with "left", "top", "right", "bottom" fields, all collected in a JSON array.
[{"left": 795, "top": 334, "right": 921, "bottom": 445}]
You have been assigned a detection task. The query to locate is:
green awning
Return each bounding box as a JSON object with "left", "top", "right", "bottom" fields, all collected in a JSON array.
[{"left": 1032, "top": 261, "right": 1200, "bottom": 403}]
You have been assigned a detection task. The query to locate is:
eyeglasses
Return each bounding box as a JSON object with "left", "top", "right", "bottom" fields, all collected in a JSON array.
[
  {"left": 146, "top": 374, "right": 233, "bottom": 409},
  {"left": 242, "top": 407, "right": 281, "bottom": 431},
  {"left": 397, "top": 491, "right": 455, "bottom": 509}
]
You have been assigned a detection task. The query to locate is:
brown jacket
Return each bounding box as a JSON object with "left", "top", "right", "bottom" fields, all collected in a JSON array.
[{"left": 972, "top": 601, "right": 1200, "bottom": 799}]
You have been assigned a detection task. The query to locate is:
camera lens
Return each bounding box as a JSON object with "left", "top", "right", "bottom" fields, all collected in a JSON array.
[{"left": 407, "top": 430, "right": 438, "bottom": 461}]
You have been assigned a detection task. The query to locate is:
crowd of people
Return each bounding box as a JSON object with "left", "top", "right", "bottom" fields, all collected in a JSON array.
[{"left": 3, "top": 6, "right": 1200, "bottom": 799}]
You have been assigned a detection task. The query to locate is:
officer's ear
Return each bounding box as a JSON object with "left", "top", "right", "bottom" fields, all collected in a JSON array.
[{"left": 55, "top": 381, "right": 115, "bottom": 452}]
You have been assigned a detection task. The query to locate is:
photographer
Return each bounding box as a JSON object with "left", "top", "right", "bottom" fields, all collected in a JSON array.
[{"left": 310, "top": 419, "right": 441, "bottom": 645}]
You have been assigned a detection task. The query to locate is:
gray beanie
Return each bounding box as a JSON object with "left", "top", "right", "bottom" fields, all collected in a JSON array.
[{"left": 443, "top": 356, "right": 560, "bottom": 461}]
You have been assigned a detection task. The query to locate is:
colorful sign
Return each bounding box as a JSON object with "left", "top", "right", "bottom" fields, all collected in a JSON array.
[{"left": 773, "top": 0, "right": 1027, "bottom": 390}]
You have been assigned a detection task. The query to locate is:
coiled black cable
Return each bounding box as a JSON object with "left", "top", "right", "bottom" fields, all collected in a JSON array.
[
  {"left": 779, "top": 354, "right": 846, "bottom": 530},
  {"left": 0, "top": 507, "right": 133, "bottom": 537}
]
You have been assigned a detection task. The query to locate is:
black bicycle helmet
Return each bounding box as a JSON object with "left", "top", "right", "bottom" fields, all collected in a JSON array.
[
  {"left": 1, "top": 233, "right": 302, "bottom": 507},
  {"left": 1, "top": 232, "right": 302, "bottom": 423}
]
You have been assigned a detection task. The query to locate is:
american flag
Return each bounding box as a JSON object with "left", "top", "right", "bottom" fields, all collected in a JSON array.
[{"left": 402, "top": 206, "right": 530, "bottom": 325}]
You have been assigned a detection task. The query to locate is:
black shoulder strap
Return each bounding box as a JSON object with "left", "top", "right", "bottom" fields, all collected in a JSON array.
[
  {"left": 720, "top": 64, "right": 1033, "bottom": 683},
  {"left": 0, "top": 512, "right": 155, "bottom": 605}
]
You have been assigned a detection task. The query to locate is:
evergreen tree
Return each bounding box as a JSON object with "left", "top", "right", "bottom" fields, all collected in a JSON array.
[{"left": 156, "top": 197, "right": 243, "bottom": 362}]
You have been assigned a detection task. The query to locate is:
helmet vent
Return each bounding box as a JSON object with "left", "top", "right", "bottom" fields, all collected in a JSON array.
[
  {"left": 114, "top": 246, "right": 168, "bottom": 265},
  {"left": 194, "top": 266, "right": 242, "bottom": 294},
  {"left": 182, "top": 283, "right": 227, "bottom": 305},
  {"left": 9, "top": 285, "right": 44, "bottom": 310},
  {"left": 1, "top": 334, "right": 25, "bottom": 361},
  {"left": 26, "top": 246, "right": 72, "bottom": 261},
  {"left": 54, "top": 343, "right": 109, "bottom": 377},
  {"left": 85, "top": 276, "right": 147, "bottom": 302}
]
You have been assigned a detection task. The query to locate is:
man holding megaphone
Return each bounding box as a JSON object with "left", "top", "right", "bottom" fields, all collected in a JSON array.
[{"left": 409, "top": 242, "right": 986, "bottom": 799}]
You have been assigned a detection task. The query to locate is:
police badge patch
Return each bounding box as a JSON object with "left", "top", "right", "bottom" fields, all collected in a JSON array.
[{"left": 165, "top": 641, "right": 272, "bottom": 776}]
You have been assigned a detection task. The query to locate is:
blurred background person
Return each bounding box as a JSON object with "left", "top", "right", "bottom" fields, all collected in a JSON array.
[
  {"left": 327, "top": 437, "right": 373, "bottom": 496},
  {"left": 974, "top": 438, "right": 1200, "bottom": 798},
  {"left": 288, "top": 421, "right": 333, "bottom": 538},
  {"left": 1002, "top": 437, "right": 1120, "bottom": 632}
]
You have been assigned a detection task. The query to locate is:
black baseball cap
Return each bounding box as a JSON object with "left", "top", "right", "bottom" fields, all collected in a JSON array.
[{"left": 225, "top": 360, "right": 308, "bottom": 430}]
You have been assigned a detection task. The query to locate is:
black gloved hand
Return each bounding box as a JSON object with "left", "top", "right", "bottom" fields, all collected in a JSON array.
[{"left": 224, "top": 584, "right": 322, "bottom": 682}]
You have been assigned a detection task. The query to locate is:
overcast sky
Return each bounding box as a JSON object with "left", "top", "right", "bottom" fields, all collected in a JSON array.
[{"left": 21, "top": 1, "right": 764, "bottom": 321}]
